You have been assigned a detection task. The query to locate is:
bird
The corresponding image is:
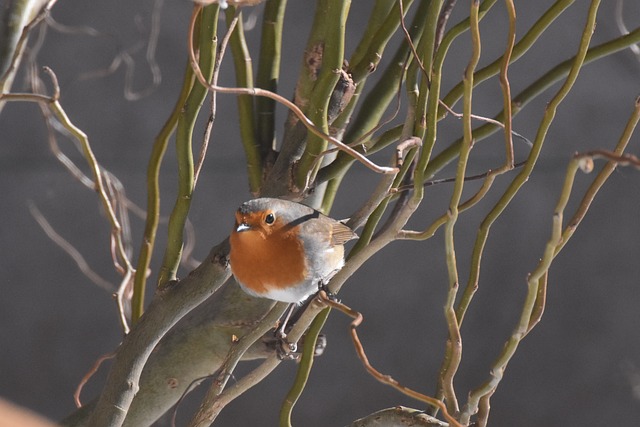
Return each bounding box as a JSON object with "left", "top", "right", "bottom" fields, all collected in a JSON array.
[{"left": 229, "top": 198, "right": 357, "bottom": 304}]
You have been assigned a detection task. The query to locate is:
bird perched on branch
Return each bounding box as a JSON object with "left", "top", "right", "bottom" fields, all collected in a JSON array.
[{"left": 229, "top": 198, "right": 357, "bottom": 304}]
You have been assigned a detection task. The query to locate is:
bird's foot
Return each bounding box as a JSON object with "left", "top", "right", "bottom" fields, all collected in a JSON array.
[
  {"left": 274, "top": 330, "right": 299, "bottom": 360},
  {"left": 264, "top": 329, "right": 327, "bottom": 360},
  {"left": 318, "top": 283, "right": 340, "bottom": 303}
]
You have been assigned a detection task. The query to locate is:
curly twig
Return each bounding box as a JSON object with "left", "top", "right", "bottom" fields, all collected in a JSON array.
[
  {"left": 1, "top": 67, "right": 134, "bottom": 333},
  {"left": 318, "top": 292, "right": 463, "bottom": 427},
  {"left": 74, "top": 352, "right": 116, "bottom": 408}
]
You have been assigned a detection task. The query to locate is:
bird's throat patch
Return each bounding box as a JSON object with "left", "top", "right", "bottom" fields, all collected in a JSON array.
[{"left": 229, "top": 226, "right": 308, "bottom": 293}]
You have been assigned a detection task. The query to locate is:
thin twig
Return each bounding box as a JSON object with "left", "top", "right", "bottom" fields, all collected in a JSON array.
[
  {"left": 459, "top": 2, "right": 602, "bottom": 422},
  {"left": 155, "top": 4, "right": 219, "bottom": 290},
  {"left": 279, "top": 308, "right": 331, "bottom": 427},
  {"left": 575, "top": 149, "right": 640, "bottom": 169},
  {"left": 398, "top": 0, "right": 428, "bottom": 79},
  {"left": 188, "top": 5, "right": 398, "bottom": 178},
  {"left": 51, "top": 0, "right": 163, "bottom": 100},
  {"left": 29, "top": 62, "right": 95, "bottom": 188},
  {"left": 346, "top": 137, "right": 420, "bottom": 233},
  {"left": 191, "top": 356, "right": 282, "bottom": 427},
  {"left": 438, "top": 0, "right": 481, "bottom": 416},
  {"left": 438, "top": 100, "right": 532, "bottom": 147},
  {"left": 171, "top": 375, "right": 214, "bottom": 427},
  {"left": 74, "top": 352, "right": 116, "bottom": 407},
  {"left": 194, "top": 14, "right": 239, "bottom": 186},
  {"left": 318, "top": 292, "right": 462, "bottom": 427},
  {"left": 28, "top": 202, "right": 114, "bottom": 292},
  {"left": 320, "top": 54, "right": 408, "bottom": 159},
  {"left": 1, "top": 68, "right": 135, "bottom": 333},
  {"left": 31, "top": 63, "right": 140, "bottom": 324},
  {"left": 499, "top": 0, "right": 517, "bottom": 167},
  {"left": 395, "top": 159, "right": 527, "bottom": 195},
  {"left": 396, "top": 161, "right": 527, "bottom": 241},
  {"left": 615, "top": 0, "right": 640, "bottom": 59},
  {"left": 556, "top": 96, "right": 640, "bottom": 255},
  {"left": 187, "top": 303, "right": 288, "bottom": 427}
]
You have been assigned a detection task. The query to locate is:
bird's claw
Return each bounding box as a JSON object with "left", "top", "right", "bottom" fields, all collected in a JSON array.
[
  {"left": 318, "top": 283, "right": 340, "bottom": 303},
  {"left": 275, "top": 330, "right": 299, "bottom": 361}
]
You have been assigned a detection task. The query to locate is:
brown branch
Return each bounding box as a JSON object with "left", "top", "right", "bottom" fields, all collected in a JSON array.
[
  {"left": 398, "top": 0, "right": 428, "bottom": 79},
  {"left": 186, "top": 303, "right": 287, "bottom": 426},
  {"left": 318, "top": 292, "right": 463, "bottom": 427},
  {"left": 575, "top": 149, "right": 640, "bottom": 169},
  {"left": 74, "top": 352, "right": 116, "bottom": 408},
  {"left": 171, "top": 375, "right": 213, "bottom": 427}
]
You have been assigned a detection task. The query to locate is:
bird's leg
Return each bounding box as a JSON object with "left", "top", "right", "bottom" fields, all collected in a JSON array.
[
  {"left": 273, "top": 290, "right": 334, "bottom": 360},
  {"left": 274, "top": 303, "right": 298, "bottom": 359},
  {"left": 275, "top": 303, "right": 295, "bottom": 339}
]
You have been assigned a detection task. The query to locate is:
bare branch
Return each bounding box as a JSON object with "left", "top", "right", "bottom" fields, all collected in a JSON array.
[
  {"left": 28, "top": 202, "right": 114, "bottom": 292},
  {"left": 74, "top": 352, "right": 116, "bottom": 408},
  {"left": 320, "top": 292, "right": 463, "bottom": 427}
]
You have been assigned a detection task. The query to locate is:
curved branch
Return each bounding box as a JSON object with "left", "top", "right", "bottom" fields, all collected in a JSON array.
[
  {"left": 87, "top": 242, "right": 231, "bottom": 427},
  {"left": 188, "top": 5, "right": 398, "bottom": 179}
]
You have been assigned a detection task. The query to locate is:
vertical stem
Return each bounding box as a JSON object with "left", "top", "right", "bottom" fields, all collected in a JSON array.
[
  {"left": 256, "top": 0, "right": 287, "bottom": 156},
  {"left": 279, "top": 308, "right": 331, "bottom": 427},
  {"left": 455, "top": 0, "right": 601, "bottom": 327},
  {"left": 317, "top": 0, "right": 431, "bottom": 210},
  {"left": 225, "top": 8, "right": 261, "bottom": 194},
  {"left": 131, "top": 61, "right": 195, "bottom": 322},
  {"left": 499, "top": 0, "right": 516, "bottom": 167},
  {"left": 458, "top": 1, "right": 601, "bottom": 423},
  {"left": 413, "top": 0, "right": 444, "bottom": 143},
  {"left": 438, "top": 0, "right": 481, "bottom": 416},
  {"left": 294, "top": 0, "right": 351, "bottom": 189},
  {"left": 157, "top": 5, "right": 218, "bottom": 287}
]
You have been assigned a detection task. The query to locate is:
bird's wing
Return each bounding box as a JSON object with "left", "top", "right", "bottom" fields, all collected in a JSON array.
[{"left": 330, "top": 221, "right": 357, "bottom": 246}]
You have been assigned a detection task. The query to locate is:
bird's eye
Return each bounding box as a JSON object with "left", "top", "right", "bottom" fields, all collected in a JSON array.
[{"left": 264, "top": 213, "right": 275, "bottom": 225}]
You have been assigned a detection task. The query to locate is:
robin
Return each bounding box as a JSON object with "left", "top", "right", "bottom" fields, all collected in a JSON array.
[{"left": 229, "top": 198, "right": 357, "bottom": 304}]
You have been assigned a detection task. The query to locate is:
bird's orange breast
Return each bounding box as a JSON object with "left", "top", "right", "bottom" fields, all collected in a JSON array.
[{"left": 229, "top": 225, "right": 308, "bottom": 293}]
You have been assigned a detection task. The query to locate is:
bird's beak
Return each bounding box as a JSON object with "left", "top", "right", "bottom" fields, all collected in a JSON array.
[{"left": 236, "top": 222, "right": 251, "bottom": 232}]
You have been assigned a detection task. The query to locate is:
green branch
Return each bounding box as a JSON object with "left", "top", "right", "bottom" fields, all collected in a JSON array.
[
  {"left": 437, "top": 1, "right": 482, "bottom": 415},
  {"left": 440, "top": 0, "right": 576, "bottom": 113},
  {"left": 255, "top": 0, "right": 287, "bottom": 157},
  {"left": 157, "top": 5, "right": 218, "bottom": 287},
  {"left": 131, "top": 62, "right": 196, "bottom": 322},
  {"left": 294, "top": 0, "right": 351, "bottom": 190},
  {"left": 424, "top": 23, "right": 640, "bottom": 181},
  {"left": 226, "top": 8, "right": 261, "bottom": 194},
  {"left": 279, "top": 308, "right": 331, "bottom": 427},
  {"left": 458, "top": 2, "right": 601, "bottom": 421},
  {"left": 349, "top": 0, "right": 413, "bottom": 83}
]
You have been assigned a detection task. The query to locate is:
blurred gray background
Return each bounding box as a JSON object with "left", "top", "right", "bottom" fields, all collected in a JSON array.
[{"left": 1, "top": 0, "right": 640, "bottom": 425}]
